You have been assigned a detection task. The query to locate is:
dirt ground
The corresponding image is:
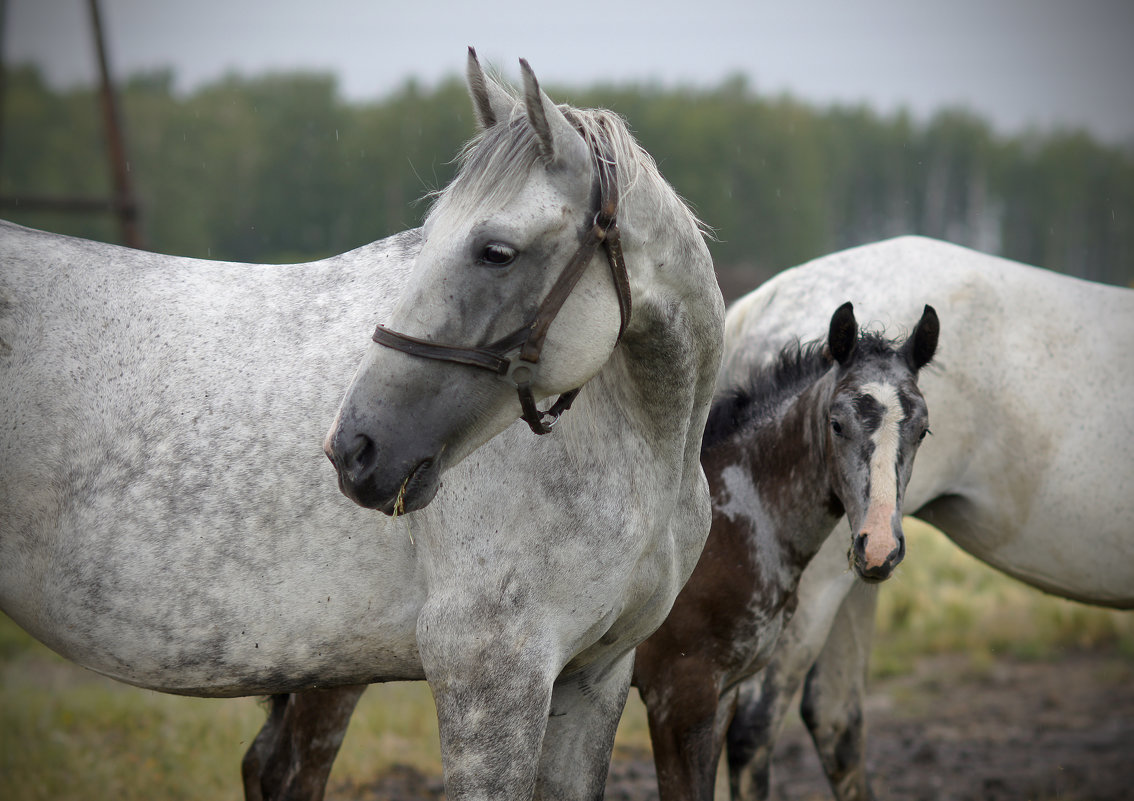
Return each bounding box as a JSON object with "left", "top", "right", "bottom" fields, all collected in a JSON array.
[{"left": 336, "top": 650, "right": 1134, "bottom": 801}]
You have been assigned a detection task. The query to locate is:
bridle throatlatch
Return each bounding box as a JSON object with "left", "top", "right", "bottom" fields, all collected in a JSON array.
[{"left": 370, "top": 143, "right": 632, "bottom": 435}]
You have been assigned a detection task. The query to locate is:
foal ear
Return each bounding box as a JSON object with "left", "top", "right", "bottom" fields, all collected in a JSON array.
[
  {"left": 519, "top": 58, "right": 590, "bottom": 174},
  {"left": 466, "top": 47, "right": 513, "bottom": 130},
  {"left": 828, "top": 302, "right": 858, "bottom": 366},
  {"left": 904, "top": 304, "right": 940, "bottom": 372}
]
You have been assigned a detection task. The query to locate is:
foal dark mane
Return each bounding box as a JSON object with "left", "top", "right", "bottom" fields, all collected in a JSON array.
[
  {"left": 702, "top": 332, "right": 899, "bottom": 454},
  {"left": 702, "top": 339, "right": 831, "bottom": 454}
]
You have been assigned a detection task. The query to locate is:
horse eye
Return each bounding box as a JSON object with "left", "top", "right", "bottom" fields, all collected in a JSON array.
[
  {"left": 919, "top": 427, "right": 931, "bottom": 442},
  {"left": 830, "top": 419, "right": 844, "bottom": 437},
  {"left": 479, "top": 243, "right": 516, "bottom": 267}
]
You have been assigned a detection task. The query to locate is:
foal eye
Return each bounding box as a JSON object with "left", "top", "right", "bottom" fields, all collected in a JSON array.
[
  {"left": 479, "top": 243, "right": 516, "bottom": 267},
  {"left": 919, "top": 427, "right": 932, "bottom": 442}
]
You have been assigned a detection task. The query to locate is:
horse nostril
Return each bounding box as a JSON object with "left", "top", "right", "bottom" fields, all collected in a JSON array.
[
  {"left": 889, "top": 538, "right": 906, "bottom": 567},
  {"left": 348, "top": 434, "right": 377, "bottom": 474}
]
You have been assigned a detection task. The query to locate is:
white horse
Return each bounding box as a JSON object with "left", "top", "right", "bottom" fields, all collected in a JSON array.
[
  {"left": 0, "top": 49, "right": 725, "bottom": 801},
  {"left": 717, "top": 235, "right": 1134, "bottom": 801}
]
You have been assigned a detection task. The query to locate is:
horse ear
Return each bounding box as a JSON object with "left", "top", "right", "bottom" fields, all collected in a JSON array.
[
  {"left": 466, "top": 47, "right": 513, "bottom": 130},
  {"left": 828, "top": 302, "right": 858, "bottom": 366},
  {"left": 519, "top": 58, "right": 589, "bottom": 173},
  {"left": 904, "top": 304, "right": 940, "bottom": 372}
]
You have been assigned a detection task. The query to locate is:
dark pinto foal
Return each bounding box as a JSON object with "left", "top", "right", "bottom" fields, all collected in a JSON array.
[{"left": 632, "top": 301, "right": 938, "bottom": 801}]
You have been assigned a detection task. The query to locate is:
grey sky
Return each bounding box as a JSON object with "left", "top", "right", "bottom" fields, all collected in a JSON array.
[{"left": 6, "top": 0, "right": 1134, "bottom": 144}]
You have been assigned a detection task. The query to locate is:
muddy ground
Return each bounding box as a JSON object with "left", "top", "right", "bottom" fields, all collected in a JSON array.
[{"left": 336, "top": 650, "right": 1134, "bottom": 801}]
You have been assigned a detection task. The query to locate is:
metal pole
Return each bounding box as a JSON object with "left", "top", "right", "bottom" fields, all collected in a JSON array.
[
  {"left": 88, "top": 0, "right": 144, "bottom": 249},
  {"left": 0, "top": 0, "right": 9, "bottom": 194}
]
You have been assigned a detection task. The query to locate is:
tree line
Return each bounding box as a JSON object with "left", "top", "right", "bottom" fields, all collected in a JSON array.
[{"left": 1, "top": 64, "right": 1131, "bottom": 297}]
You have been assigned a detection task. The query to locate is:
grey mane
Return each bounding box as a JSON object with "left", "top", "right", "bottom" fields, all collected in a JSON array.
[{"left": 427, "top": 96, "right": 706, "bottom": 237}]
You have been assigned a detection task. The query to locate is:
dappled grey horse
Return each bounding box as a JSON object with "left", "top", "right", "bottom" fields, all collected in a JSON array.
[
  {"left": 719, "top": 236, "right": 1134, "bottom": 801},
  {"left": 0, "top": 49, "right": 725, "bottom": 801}
]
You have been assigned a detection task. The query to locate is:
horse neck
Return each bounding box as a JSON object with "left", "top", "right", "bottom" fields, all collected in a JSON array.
[
  {"left": 705, "top": 370, "right": 843, "bottom": 598},
  {"left": 589, "top": 186, "right": 722, "bottom": 463}
]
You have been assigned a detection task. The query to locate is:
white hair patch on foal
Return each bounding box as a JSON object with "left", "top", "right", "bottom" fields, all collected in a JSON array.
[
  {"left": 860, "top": 382, "right": 904, "bottom": 564},
  {"left": 861, "top": 382, "right": 903, "bottom": 487}
]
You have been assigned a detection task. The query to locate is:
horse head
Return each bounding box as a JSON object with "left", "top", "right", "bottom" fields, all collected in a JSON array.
[
  {"left": 324, "top": 50, "right": 627, "bottom": 513},
  {"left": 823, "top": 301, "right": 939, "bottom": 582}
]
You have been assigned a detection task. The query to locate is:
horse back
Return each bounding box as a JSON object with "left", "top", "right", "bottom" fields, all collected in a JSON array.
[{"left": 0, "top": 222, "right": 432, "bottom": 690}]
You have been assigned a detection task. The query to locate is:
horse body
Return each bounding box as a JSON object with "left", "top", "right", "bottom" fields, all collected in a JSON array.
[
  {"left": 720, "top": 235, "right": 1133, "bottom": 801},
  {"left": 634, "top": 303, "right": 937, "bottom": 801},
  {"left": 1, "top": 222, "right": 427, "bottom": 694},
  {"left": 315, "top": 53, "right": 723, "bottom": 801},
  {"left": 0, "top": 49, "right": 725, "bottom": 801}
]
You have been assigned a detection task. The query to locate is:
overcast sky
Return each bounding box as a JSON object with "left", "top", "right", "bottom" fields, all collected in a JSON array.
[{"left": 6, "top": 0, "right": 1134, "bottom": 144}]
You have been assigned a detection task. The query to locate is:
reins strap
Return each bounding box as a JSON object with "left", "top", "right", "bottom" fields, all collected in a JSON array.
[
  {"left": 593, "top": 153, "right": 632, "bottom": 342},
  {"left": 517, "top": 384, "right": 581, "bottom": 434},
  {"left": 604, "top": 223, "right": 631, "bottom": 341},
  {"left": 371, "top": 325, "right": 528, "bottom": 376},
  {"left": 519, "top": 217, "right": 612, "bottom": 364}
]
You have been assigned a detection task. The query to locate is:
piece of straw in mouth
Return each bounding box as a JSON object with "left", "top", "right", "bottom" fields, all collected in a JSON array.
[{"left": 392, "top": 476, "right": 413, "bottom": 544}]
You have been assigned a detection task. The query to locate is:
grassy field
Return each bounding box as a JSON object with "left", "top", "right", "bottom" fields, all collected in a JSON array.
[
  {"left": 872, "top": 520, "right": 1134, "bottom": 676},
  {"left": 2, "top": 518, "right": 1130, "bottom": 801}
]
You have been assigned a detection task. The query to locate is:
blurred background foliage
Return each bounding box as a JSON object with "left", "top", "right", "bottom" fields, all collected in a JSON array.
[{"left": 1, "top": 64, "right": 1132, "bottom": 298}]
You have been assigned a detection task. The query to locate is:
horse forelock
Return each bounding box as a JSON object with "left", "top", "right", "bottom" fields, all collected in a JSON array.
[
  {"left": 426, "top": 102, "right": 704, "bottom": 238},
  {"left": 851, "top": 331, "right": 911, "bottom": 363}
]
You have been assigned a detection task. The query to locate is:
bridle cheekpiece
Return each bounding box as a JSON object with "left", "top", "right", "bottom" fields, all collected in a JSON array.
[{"left": 370, "top": 139, "right": 631, "bottom": 435}]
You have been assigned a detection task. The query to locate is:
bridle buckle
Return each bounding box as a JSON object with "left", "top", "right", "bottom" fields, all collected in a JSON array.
[{"left": 501, "top": 350, "right": 540, "bottom": 390}]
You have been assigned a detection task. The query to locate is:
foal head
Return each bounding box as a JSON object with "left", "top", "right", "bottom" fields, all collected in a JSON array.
[{"left": 823, "top": 302, "right": 939, "bottom": 582}]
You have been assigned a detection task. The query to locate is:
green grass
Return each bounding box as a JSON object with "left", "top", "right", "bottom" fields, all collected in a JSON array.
[
  {"left": 871, "top": 518, "right": 1134, "bottom": 677},
  {"left": 0, "top": 622, "right": 651, "bottom": 801},
  {"left": 2, "top": 521, "right": 1130, "bottom": 800},
  {"left": 1, "top": 655, "right": 263, "bottom": 800}
]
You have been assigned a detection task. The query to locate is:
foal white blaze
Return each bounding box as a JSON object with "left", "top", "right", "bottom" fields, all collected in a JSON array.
[{"left": 858, "top": 380, "right": 905, "bottom": 571}]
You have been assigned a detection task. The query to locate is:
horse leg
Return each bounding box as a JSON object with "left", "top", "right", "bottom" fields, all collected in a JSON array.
[
  {"left": 419, "top": 604, "right": 561, "bottom": 800},
  {"left": 241, "top": 685, "right": 366, "bottom": 801},
  {"left": 535, "top": 650, "right": 635, "bottom": 800},
  {"left": 726, "top": 535, "right": 857, "bottom": 801},
  {"left": 799, "top": 581, "right": 879, "bottom": 801},
  {"left": 243, "top": 694, "right": 289, "bottom": 801},
  {"left": 637, "top": 654, "right": 734, "bottom": 801}
]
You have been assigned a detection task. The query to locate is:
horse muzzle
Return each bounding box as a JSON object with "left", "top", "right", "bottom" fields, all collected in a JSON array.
[
  {"left": 323, "top": 424, "right": 443, "bottom": 515},
  {"left": 850, "top": 528, "right": 905, "bottom": 583}
]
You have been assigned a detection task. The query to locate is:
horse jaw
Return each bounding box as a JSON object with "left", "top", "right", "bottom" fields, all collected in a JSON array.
[{"left": 323, "top": 245, "right": 621, "bottom": 517}]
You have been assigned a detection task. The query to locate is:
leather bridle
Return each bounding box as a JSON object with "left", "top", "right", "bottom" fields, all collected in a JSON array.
[{"left": 370, "top": 143, "right": 632, "bottom": 435}]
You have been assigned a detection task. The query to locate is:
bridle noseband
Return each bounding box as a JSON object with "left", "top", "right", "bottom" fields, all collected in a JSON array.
[{"left": 371, "top": 146, "right": 632, "bottom": 435}]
